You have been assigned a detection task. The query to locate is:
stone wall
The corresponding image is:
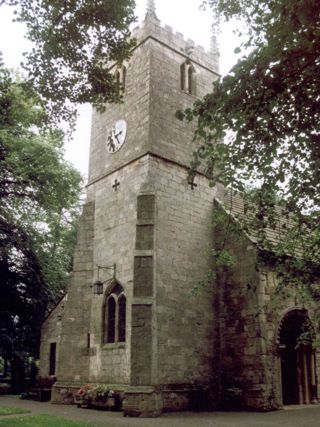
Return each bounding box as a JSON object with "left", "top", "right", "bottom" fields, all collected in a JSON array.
[
  {"left": 124, "top": 156, "right": 218, "bottom": 416},
  {"left": 212, "top": 200, "right": 268, "bottom": 410},
  {"left": 213, "top": 198, "right": 320, "bottom": 410},
  {"left": 148, "top": 28, "right": 217, "bottom": 170},
  {"left": 39, "top": 295, "right": 66, "bottom": 378},
  {"left": 88, "top": 11, "right": 218, "bottom": 187},
  {"left": 132, "top": 14, "right": 219, "bottom": 73},
  {"left": 151, "top": 158, "right": 217, "bottom": 386},
  {"left": 86, "top": 157, "right": 151, "bottom": 385},
  {"left": 83, "top": 9, "right": 219, "bottom": 394},
  {"left": 52, "top": 201, "right": 95, "bottom": 402},
  {"left": 44, "top": 7, "right": 232, "bottom": 415}
]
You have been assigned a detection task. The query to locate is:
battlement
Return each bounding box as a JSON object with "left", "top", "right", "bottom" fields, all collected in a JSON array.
[{"left": 131, "top": 12, "right": 219, "bottom": 74}]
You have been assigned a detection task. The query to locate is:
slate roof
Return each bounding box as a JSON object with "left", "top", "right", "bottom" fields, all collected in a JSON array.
[{"left": 215, "top": 185, "right": 293, "bottom": 250}]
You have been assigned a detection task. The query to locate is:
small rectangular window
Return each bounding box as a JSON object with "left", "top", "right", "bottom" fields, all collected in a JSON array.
[{"left": 49, "top": 342, "right": 56, "bottom": 376}]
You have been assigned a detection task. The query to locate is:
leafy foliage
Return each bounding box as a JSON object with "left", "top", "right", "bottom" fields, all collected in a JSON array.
[
  {"left": 0, "top": 66, "right": 82, "bottom": 356},
  {"left": 190, "top": 0, "right": 320, "bottom": 209},
  {"left": 1, "top": 0, "right": 137, "bottom": 123},
  {"left": 179, "top": 0, "right": 320, "bottom": 288}
]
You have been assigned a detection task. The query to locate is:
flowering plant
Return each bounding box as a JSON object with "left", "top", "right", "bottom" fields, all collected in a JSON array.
[
  {"left": 75, "top": 384, "right": 120, "bottom": 409},
  {"left": 75, "top": 384, "right": 92, "bottom": 402},
  {"left": 90, "top": 385, "right": 110, "bottom": 400}
]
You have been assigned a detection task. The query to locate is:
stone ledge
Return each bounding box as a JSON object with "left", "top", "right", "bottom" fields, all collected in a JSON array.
[
  {"left": 101, "top": 343, "right": 126, "bottom": 351},
  {"left": 134, "top": 250, "right": 154, "bottom": 257},
  {"left": 137, "top": 219, "right": 155, "bottom": 226},
  {"left": 125, "top": 386, "right": 155, "bottom": 394},
  {"left": 132, "top": 297, "right": 153, "bottom": 305}
]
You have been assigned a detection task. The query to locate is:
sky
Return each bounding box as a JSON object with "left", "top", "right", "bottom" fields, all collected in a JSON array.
[{"left": 0, "top": 0, "right": 239, "bottom": 178}]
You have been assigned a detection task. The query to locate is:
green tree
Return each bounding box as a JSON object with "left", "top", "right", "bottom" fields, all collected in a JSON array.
[
  {"left": 0, "top": 64, "right": 82, "bottom": 356},
  {"left": 178, "top": 0, "right": 320, "bottom": 285},
  {"left": 1, "top": 0, "right": 137, "bottom": 123}
]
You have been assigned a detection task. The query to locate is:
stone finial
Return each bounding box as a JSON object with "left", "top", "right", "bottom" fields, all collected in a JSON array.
[{"left": 146, "top": 0, "right": 157, "bottom": 17}]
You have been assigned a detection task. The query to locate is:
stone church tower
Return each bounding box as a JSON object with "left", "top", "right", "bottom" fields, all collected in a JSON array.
[{"left": 40, "top": 1, "right": 320, "bottom": 416}]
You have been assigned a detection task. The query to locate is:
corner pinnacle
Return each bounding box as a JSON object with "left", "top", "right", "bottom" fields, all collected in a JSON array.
[{"left": 146, "top": 0, "right": 157, "bottom": 18}]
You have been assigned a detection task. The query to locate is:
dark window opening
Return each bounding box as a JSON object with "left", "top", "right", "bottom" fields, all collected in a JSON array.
[
  {"left": 49, "top": 342, "right": 56, "bottom": 376},
  {"left": 87, "top": 333, "right": 91, "bottom": 349},
  {"left": 122, "top": 66, "right": 127, "bottom": 91},
  {"left": 115, "top": 70, "right": 121, "bottom": 95},
  {"left": 107, "top": 297, "right": 116, "bottom": 343},
  {"left": 188, "top": 65, "right": 194, "bottom": 94},
  {"left": 118, "top": 295, "right": 126, "bottom": 342},
  {"left": 114, "top": 65, "right": 126, "bottom": 94},
  {"left": 180, "top": 63, "right": 186, "bottom": 90},
  {"left": 102, "top": 282, "right": 127, "bottom": 345}
]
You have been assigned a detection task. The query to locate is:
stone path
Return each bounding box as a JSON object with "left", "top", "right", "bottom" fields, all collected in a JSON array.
[{"left": 1, "top": 395, "right": 320, "bottom": 427}]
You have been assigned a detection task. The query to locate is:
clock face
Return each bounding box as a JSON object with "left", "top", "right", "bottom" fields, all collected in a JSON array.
[{"left": 106, "top": 119, "right": 127, "bottom": 153}]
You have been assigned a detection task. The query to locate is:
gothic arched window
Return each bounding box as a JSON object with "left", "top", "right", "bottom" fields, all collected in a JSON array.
[
  {"left": 114, "top": 64, "right": 127, "bottom": 94},
  {"left": 180, "top": 60, "right": 196, "bottom": 95},
  {"left": 106, "top": 296, "right": 116, "bottom": 343},
  {"left": 121, "top": 66, "right": 127, "bottom": 91},
  {"left": 115, "top": 69, "right": 121, "bottom": 90},
  {"left": 180, "top": 63, "right": 186, "bottom": 91},
  {"left": 103, "top": 282, "right": 126, "bottom": 344},
  {"left": 118, "top": 294, "right": 126, "bottom": 343}
]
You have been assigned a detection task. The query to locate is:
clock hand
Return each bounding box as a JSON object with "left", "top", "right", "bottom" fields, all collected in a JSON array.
[
  {"left": 114, "top": 130, "right": 123, "bottom": 144},
  {"left": 107, "top": 134, "right": 116, "bottom": 152}
]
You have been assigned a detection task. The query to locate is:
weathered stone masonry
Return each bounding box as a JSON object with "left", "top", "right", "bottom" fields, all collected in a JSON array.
[{"left": 40, "top": 5, "right": 320, "bottom": 416}]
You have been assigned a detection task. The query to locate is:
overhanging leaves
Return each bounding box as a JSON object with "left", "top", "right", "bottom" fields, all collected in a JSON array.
[{"left": 1, "top": 0, "right": 137, "bottom": 123}]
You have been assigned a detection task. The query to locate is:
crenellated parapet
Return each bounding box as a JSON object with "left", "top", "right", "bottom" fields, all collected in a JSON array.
[{"left": 131, "top": 8, "right": 219, "bottom": 74}]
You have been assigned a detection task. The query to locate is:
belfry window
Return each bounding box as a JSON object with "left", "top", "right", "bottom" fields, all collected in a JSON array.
[
  {"left": 114, "top": 64, "right": 127, "bottom": 94},
  {"left": 103, "top": 282, "right": 126, "bottom": 344},
  {"left": 180, "top": 60, "right": 195, "bottom": 95}
]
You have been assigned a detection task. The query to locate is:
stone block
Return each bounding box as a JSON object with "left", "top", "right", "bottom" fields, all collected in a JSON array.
[
  {"left": 133, "top": 255, "right": 153, "bottom": 297},
  {"left": 135, "top": 225, "right": 154, "bottom": 250}
]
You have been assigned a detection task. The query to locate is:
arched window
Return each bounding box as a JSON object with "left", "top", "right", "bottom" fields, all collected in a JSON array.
[
  {"left": 106, "top": 296, "right": 116, "bottom": 343},
  {"left": 115, "top": 69, "right": 121, "bottom": 89},
  {"left": 114, "top": 64, "right": 127, "bottom": 94},
  {"left": 180, "top": 60, "right": 195, "bottom": 95},
  {"left": 121, "top": 66, "right": 127, "bottom": 91},
  {"left": 103, "top": 282, "right": 126, "bottom": 344},
  {"left": 180, "top": 63, "right": 186, "bottom": 91},
  {"left": 118, "top": 294, "right": 126, "bottom": 342},
  {"left": 187, "top": 64, "right": 195, "bottom": 94}
]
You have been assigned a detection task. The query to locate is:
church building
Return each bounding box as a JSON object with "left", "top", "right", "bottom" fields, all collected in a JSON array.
[{"left": 40, "top": 1, "right": 320, "bottom": 416}]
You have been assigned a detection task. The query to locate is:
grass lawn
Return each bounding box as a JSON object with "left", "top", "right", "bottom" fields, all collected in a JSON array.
[
  {"left": 0, "top": 407, "right": 31, "bottom": 416},
  {"left": 0, "top": 415, "right": 99, "bottom": 426}
]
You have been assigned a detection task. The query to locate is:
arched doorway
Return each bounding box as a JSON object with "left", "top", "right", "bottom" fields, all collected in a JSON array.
[{"left": 278, "top": 309, "right": 318, "bottom": 405}]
